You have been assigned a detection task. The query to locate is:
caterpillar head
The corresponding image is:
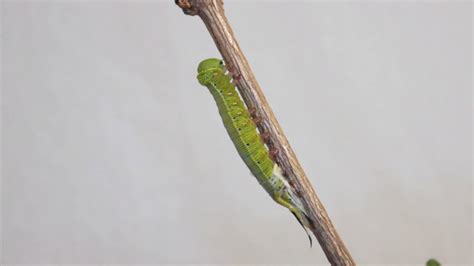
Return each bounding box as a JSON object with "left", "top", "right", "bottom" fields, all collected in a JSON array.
[{"left": 197, "top": 58, "right": 224, "bottom": 86}]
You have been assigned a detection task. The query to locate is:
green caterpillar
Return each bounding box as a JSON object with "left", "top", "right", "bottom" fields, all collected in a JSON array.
[{"left": 197, "top": 58, "right": 313, "bottom": 245}]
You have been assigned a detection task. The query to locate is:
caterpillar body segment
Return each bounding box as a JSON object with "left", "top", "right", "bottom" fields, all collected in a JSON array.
[
  {"left": 197, "top": 59, "right": 274, "bottom": 179},
  {"left": 197, "top": 58, "right": 313, "bottom": 245}
]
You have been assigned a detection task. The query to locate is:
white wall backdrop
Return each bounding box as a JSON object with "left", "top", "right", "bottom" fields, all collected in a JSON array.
[{"left": 1, "top": 1, "right": 472, "bottom": 264}]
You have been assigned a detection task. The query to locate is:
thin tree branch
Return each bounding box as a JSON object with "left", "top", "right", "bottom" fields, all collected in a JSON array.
[{"left": 175, "top": 1, "right": 355, "bottom": 265}]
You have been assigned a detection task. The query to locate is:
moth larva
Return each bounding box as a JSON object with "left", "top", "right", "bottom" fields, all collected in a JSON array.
[{"left": 197, "top": 58, "right": 313, "bottom": 245}]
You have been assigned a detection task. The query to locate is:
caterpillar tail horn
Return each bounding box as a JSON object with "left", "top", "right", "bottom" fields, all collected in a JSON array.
[{"left": 290, "top": 210, "right": 313, "bottom": 247}]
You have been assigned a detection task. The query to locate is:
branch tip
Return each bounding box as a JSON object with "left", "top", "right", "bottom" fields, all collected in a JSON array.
[{"left": 175, "top": 0, "right": 199, "bottom": 16}]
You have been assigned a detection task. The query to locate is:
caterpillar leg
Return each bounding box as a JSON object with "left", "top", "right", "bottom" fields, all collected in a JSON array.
[
  {"left": 248, "top": 107, "right": 257, "bottom": 118},
  {"left": 248, "top": 107, "right": 263, "bottom": 126},
  {"left": 252, "top": 116, "right": 263, "bottom": 126},
  {"left": 225, "top": 64, "right": 242, "bottom": 84},
  {"left": 260, "top": 131, "right": 271, "bottom": 143},
  {"left": 232, "top": 73, "right": 242, "bottom": 83},
  {"left": 269, "top": 147, "right": 279, "bottom": 161}
]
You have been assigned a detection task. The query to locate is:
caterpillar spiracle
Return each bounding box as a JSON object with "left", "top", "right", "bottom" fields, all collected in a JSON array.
[{"left": 197, "top": 58, "right": 313, "bottom": 246}]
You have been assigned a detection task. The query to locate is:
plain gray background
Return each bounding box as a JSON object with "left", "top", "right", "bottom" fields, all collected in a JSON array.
[{"left": 1, "top": 0, "right": 472, "bottom": 264}]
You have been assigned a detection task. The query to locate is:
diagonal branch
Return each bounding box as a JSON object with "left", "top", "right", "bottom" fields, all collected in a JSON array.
[{"left": 175, "top": 0, "right": 355, "bottom": 264}]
